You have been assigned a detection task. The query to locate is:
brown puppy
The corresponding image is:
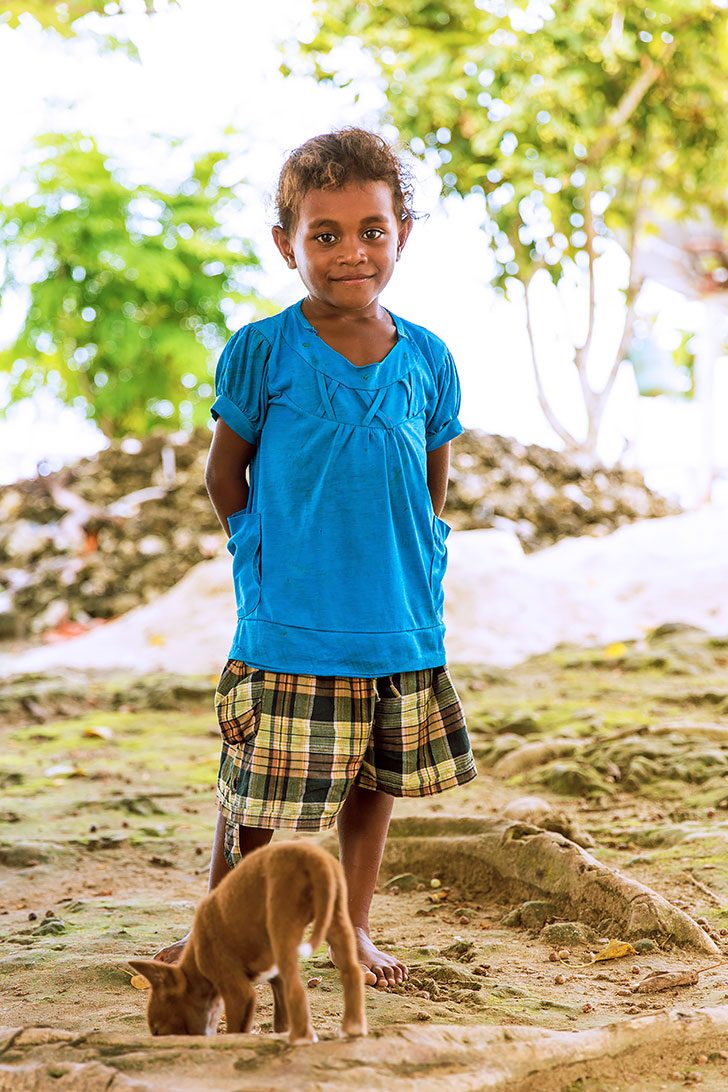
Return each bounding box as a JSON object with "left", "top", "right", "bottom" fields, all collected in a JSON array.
[{"left": 129, "top": 841, "right": 366, "bottom": 1045}]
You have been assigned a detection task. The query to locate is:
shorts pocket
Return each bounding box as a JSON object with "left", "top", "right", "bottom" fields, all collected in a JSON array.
[
  {"left": 429, "top": 514, "right": 451, "bottom": 621},
  {"left": 214, "top": 659, "right": 264, "bottom": 745},
  {"left": 226, "top": 511, "right": 262, "bottom": 618}
]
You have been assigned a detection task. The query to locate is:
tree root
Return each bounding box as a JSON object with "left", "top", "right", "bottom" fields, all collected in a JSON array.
[{"left": 381, "top": 817, "right": 719, "bottom": 953}]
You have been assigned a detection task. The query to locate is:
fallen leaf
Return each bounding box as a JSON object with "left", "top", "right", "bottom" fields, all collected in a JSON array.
[
  {"left": 604, "top": 642, "right": 628, "bottom": 659},
  {"left": 44, "top": 763, "right": 86, "bottom": 778},
  {"left": 121, "top": 967, "right": 150, "bottom": 990},
  {"left": 632, "top": 969, "right": 699, "bottom": 993},
  {"left": 592, "top": 940, "right": 638, "bottom": 963},
  {"left": 83, "top": 725, "right": 114, "bottom": 741},
  {"left": 567, "top": 939, "right": 638, "bottom": 968}
]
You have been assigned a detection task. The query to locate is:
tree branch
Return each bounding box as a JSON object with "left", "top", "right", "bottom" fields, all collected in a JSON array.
[
  {"left": 523, "top": 278, "right": 578, "bottom": 448},
  {"left": 573, "top": 184, "right": 598, "bottom": 422},
  {"left": 586, "top": 179, "right": 646, "bottom": 446},
  {"left": 588, "top": 43, "right": 677, "bottom": 165}
]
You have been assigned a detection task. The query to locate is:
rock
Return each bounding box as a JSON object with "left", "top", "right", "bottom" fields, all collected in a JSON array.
[
  {"left": 383, "top": 872, "right": 419, "bottom": 892},
  {"left": 503, "top": 900, "right": 559, "bottom": 931},
  {"left": 540, "top": 922, "right": 601, "bottom": 948},
  {"left": 440, "top": 940, "right": 476, "bottom": 962},
  {"left": 539, "top": 762, "right": 612, "bottom": 798}
]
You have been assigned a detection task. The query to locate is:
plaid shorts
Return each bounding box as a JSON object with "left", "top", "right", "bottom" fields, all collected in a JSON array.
[{"left": 214, "top": 659, "right": 476, "bottom": 846}]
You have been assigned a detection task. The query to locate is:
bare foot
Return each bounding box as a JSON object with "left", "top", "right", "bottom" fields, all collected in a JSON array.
[
  {"left": 331, "top": 927, "right": 408, "bottom": 989},
  {"left": 153, "top": 932, "right": 189, "bottom": 964}
]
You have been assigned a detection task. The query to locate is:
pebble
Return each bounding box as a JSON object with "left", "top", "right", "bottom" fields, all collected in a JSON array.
[
  {"left": 554, "top": 975, "right": 565, "bottom": 985},
  {"left": 695, "top": 1054, "right": 708, "bottom": 1065},
  {"left": 430, "top": 878, "right": 441, "bottom": 889},
  {"left": 415, "top": 1011, "right": 431, "bottom": 1021},
  {"left": 582, "top": 1002, "right": 594, "bottom": 1013},
  {"left": 195, "top": 847, "right": 203, "bottom": 856},
  {"left": 28, "top": 912, "right": 37, "bottom": 921},
  {"left": 89, "top": 825, "right": 97, "bottom": 833},
  {"left": 414, "top": 990, "right": 430, "bottom": 1000},
  {"left": 458, "top": 916, "right": 469, "bottom": 925},
  {"left": 44, "top": 910, "right": 54, "bottom": 918},
  {"left": 548, "top": 951, "right": 559, "bottom": 962},
  {"left": 307, "top": 978, "right": 322, "bottom": 989},
  {"left": 557, "top": 949, "right": 570, "bottom": 960}
]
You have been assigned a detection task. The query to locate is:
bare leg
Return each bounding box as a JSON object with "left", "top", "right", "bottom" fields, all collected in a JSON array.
[
  {"left": 154, "top": 813, "right": 273, "bottom": 963},
  {"left": 334, "top": 785, "right": 408, "bottom": 989}
]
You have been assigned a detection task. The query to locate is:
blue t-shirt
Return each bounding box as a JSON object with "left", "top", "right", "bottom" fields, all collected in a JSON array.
[{"left": 210, "top": 299, "right": 463, "bottom": 677}]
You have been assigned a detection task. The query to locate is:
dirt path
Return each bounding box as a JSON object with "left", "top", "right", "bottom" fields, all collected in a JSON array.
[{"left": 3, "top": 627, "right": 728, "bottom": 1087}]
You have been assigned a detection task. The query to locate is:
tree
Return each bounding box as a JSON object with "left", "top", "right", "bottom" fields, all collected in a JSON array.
[
  {"left": 1, "top": 1, "right": 178, "bottom": 57},
  {"left": 0, "top": 132, "right": 263, "bottom": 438},
  {"left": 297, "top": 0, "right": 728, "bottom": 454}
]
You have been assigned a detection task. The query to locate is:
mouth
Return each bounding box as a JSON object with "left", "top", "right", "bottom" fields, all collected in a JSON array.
[{"left": 331, "top": 274, "right": 374, "bottom": 284}]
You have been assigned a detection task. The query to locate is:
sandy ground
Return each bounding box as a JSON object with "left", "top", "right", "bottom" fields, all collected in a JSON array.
[
  {"left": 3, "top": 632, "right": 728, "bottom": 1087},
  {"left": 2, "top": 504, "right": 728, "bottom": 679}
]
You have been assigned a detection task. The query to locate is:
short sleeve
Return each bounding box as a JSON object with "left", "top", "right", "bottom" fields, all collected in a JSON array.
[
  {"left": 210, "top": 325, "right": 271, "bottom": 444},
  {"left": 425, "top": 348, "right": 464, "bottom": 452}
]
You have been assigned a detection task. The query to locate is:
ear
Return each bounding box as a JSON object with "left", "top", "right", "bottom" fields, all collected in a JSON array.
[
  {"left": 128, "top": 959, "right": 185, "bottom": 992},
  {"left": 396, "top": 215, "right": 413, "bottom": 260},
  {"left": 272, "top": 225, "right": 296, "bottom": 269}
]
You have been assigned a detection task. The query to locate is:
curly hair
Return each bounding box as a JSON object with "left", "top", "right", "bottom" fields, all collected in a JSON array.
[{"left": 275, "top": 128, "right": 414, "bottom": 234}]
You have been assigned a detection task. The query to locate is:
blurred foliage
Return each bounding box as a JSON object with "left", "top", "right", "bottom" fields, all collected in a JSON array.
[
  {"left": 0, "top": 133, "right": 264, "bottom": 439},
  {"left": 1, "top": 1, "right": 179, "bottom": 58},
  {"left": 296, "top": 0, "right": 728, "bottom": 450},
  {"left": 301, "top": 0, "right": 728, "bottom": 291}
]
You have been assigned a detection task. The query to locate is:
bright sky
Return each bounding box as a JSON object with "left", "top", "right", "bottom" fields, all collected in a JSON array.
[{"left": 0, "top": 0, "right": 725, "bottom": 501}]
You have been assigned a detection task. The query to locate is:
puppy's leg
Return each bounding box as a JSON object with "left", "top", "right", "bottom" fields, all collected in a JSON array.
[
  {"left": 269, "top": 934, "right": 316, "bottom": 1045},
  {"left": 270, "top": 974, "right": 289, "bottom": 1034},
  {"left": 327, "top": 901, "right": 367, "bottom": 1037},
  {"left": 221, "top": 980, "right": 257, "bottom": 1034}
]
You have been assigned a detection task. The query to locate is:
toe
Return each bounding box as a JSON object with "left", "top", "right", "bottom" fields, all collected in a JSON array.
[
  {"left": 360, "top": 964, "right": 378, "bottom": 987},
  {"left": 372, "top": 966, "right": 389, "bottom": 989}
]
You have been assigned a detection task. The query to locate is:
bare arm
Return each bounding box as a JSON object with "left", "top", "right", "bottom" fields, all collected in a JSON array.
[
  {"left": 426, "top": 442, "right": 451, "bottom": 517},
  {"left": 204, "top": 418, "right": 257, "bottom": 539}
]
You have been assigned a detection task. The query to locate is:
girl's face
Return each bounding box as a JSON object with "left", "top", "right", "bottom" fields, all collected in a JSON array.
[{"left": 272, "top": 180, "right": 411, "bottom": 314}]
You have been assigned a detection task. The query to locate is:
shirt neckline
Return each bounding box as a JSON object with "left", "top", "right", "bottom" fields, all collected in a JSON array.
[{"left": 296, "top": 299, "right": 410, "bottom": 371}]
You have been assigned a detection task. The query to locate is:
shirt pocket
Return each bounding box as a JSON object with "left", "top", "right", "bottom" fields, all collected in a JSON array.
[
  {"left": 429, "top": 514, "right": 451, "bottom": 621},
  {"left": 226, "top": 510, "right": 262, "bottom": 618},
  {"left": 214, "top": 659, "right": 264, "bottom": 745}
]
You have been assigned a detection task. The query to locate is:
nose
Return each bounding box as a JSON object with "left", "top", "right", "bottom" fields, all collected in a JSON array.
[{"left": 336, "top": 236, "right": 367, "bottom": 265}]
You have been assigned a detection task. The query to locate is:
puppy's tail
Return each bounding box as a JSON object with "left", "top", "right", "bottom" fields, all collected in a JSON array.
[{"left": 301, "top": 853, "right": 339, "bottom": 956}]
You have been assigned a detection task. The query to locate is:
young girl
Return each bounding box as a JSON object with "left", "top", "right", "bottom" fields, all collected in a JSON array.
[{"left": 157, "top": 128, "right": 477, "bottom": 989}]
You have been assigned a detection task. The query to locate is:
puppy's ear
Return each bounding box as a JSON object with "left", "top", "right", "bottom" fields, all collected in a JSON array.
[{"left": 128, "top": 959, "right": 185, "bottom": 992}]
